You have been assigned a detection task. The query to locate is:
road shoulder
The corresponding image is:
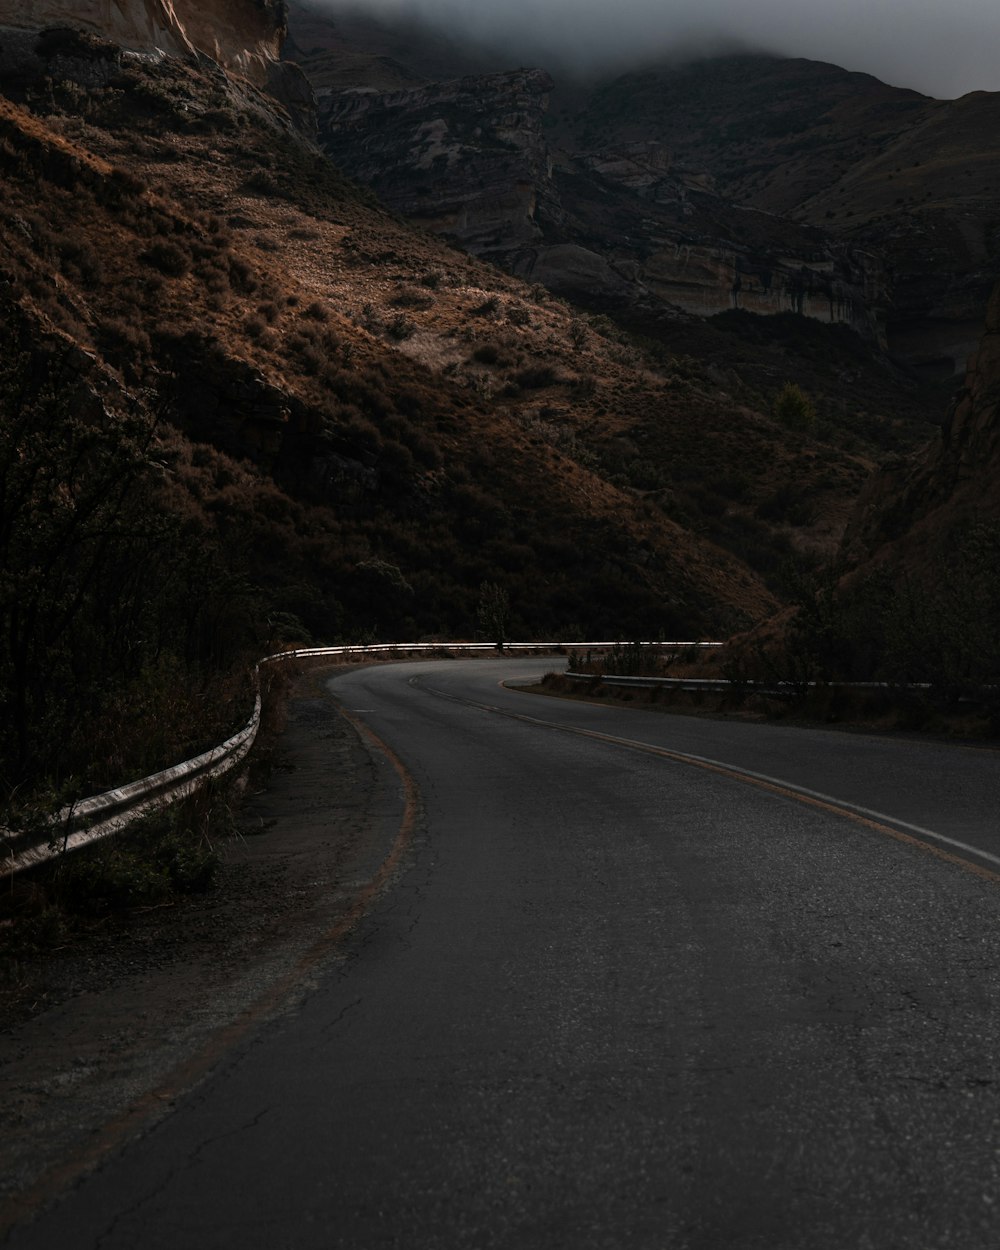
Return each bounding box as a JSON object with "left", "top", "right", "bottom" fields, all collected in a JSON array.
[{"left": 0, "top": 666, "right": 401, "bottom": 1223}]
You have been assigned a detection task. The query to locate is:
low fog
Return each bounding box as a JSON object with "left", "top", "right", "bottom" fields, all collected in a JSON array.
[{"left": 325, "top": 0, "right": 1000, "bottom": 98}]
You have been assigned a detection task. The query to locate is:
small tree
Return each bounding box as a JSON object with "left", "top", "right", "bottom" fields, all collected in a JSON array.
[
  {"left": 477, "top": 581, "right": 510, "bottom": 652},
  {"left": 773, "top": 382, "right": 816, "bottom": 433}
]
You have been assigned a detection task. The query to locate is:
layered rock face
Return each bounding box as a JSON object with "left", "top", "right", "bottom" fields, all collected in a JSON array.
[
  {"left": 314, "top": 36, "right": 1000, "bottom": 373},
  {"left": 0, "top": 0, "right": 287, "bottom": 86},
  {"left": 519, "top": 151, "right": 884, "bottom": 339},
  {"left": 846, "top": 279, "right": 1000, "bottom": 569},
  {"left": 319, "top": 69, "right": 558, "bottom": 253},
  {"left": 575, "top": 57, "right": 1000, "bottom": 377},
  {"left": 317, "top": 68, "right": 884, "bottom": 339}
]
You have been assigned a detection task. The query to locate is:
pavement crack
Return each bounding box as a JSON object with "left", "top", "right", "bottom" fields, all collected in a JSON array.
[
  {"left": 92, "top": 1107, "right": 273, "bottom": 1248},
  {"left": 319, "top": 996, "right": 363, "bottom": 1041}
]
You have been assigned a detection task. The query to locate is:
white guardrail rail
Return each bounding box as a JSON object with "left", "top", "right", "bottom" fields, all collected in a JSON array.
[
  {"left": 1, "top": 641, "right": 721, "bottom": 877},
  {"left": 563, "top": 674, "right": 936, "bottom": 695}
]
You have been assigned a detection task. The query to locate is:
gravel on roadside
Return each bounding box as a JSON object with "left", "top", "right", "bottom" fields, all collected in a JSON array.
[{"left": 0, "top": 666, "right": 403, "bottom": 1218}]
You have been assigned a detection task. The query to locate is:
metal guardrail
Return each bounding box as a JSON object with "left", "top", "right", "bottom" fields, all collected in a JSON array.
[
  {"left": 2, "top": 696, "right": 262, "bottom": 877},
  {"left": 564, "top": 673, "right": 736, "bottom": 692},
  {"left": 2, "top": 640, "right": 720, "bottom": 876},
  {"left": 562, "top": 672, "right": 936, "bottom": 695},
  {"left": 263, "top": 642, "right": 723, "bottom": 662}
]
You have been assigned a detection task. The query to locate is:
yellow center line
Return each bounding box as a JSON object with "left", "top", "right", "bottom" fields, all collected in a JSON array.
[{"left": 417, "top": 678, "right": 1000, "bottom": 887}]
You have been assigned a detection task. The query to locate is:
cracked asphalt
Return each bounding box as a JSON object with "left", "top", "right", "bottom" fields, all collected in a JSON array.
[{"left": 6, "top": 657, "right": 1000, "bottom": 1248}]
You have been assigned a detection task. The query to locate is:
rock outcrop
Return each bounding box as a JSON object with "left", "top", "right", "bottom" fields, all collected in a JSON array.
[
  {"left": 314, "top": 34, "right": 1000, "bottom": 375},
  {"left": 845, "top": 278, "right": 1000, "bottom": 569},
  {"left": 573, "top": 56, "right": 1000, "bottom": 377},
  {"left": 516, "top": 155, "right": 885, "bottom": 337},
  {"left": 317, "top": 67, "right": 885, "bottom": 340},
  {"left": 319, "top": 69, "right": 558, "bottom": 253},
  {"left": 0, "top": 0, "right": 288, "bottom": 88}
]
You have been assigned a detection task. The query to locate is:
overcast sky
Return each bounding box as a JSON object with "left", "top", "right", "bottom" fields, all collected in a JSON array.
[{"left": 335, "top": 0, "right": 1000, "bottom": 98}]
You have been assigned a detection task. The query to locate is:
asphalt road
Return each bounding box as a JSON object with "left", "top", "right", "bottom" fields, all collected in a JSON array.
[{"left": 9, "top": 657, "right": 1000, "bottom": 1249}]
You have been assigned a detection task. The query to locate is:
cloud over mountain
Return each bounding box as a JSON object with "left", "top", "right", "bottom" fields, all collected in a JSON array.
[{"left": 327, "top": 0, "right": 1000, "bottom": 97}]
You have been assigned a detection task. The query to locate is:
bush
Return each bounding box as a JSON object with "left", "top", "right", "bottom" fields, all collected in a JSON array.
[
  {"left": 471, "top": 343, "right": 503, "bottom": 365},
  {"left": 140, "top": 241, "right": 190, "bottom": 277},
  {"left": 0, "top": 318, "right": 264, "bottom": 797},
  {"left": 784, "top": 525, "right": 1000, "bottom": 699},
  {"left": 514, "top": 365, "right": 559, "bottom": 389},
  {"left": 386, "top": 313, "right": 415, "bottom": 341},
  {"left": 53, "top": 807, "right": 220, "bottom": 916},
  {"left": 773, "top": 382, "right": 816, "bottom": 433},
  {"left": 391, "top": 286, "right": 434, "bottom": 310},
  {"left": 600, "top": 641, "right": 665, "bottom": 677},
  {"left": 245, "top": 169, "right": 281, "bottom": 197}
]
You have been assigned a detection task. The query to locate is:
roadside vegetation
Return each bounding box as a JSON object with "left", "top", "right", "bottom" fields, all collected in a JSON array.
[
  {"left": 0, "top": 310, "right": 260, "bottom": 807},
  {"left": 739, "top": 524, "right": 1000, "bottom": 732},
  {"left": 0, "top": 787, "right": 228, "bottom": 1005},
  {"left": 542, "top": 530, "right": 1000, "bottom": 737}
]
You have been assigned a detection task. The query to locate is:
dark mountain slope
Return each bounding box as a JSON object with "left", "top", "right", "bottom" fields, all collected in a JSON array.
[
  {"left": 300, "top": 11, "right": 1000, "bottom": 380},
  {"left": 571, "top": 55, "right": 1000, "bottom": 376},
  {"left": 0, "top": 29, "right": 790, "bottom": 655},
  {"left": 846, "top": 278, "right": 1000, "bottom": 572},
  {"left": 570, "top": 54, "right": 934, "bottom": 214}
]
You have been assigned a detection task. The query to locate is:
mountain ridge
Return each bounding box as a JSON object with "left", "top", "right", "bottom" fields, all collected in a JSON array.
[{"left": 294, "top": 8, "right": 1000, "bottom": 381}]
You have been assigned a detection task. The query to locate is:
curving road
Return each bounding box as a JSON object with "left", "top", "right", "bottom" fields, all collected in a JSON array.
[{"left": 8, "top": 657, "right": 1000, "bottom": 1249}]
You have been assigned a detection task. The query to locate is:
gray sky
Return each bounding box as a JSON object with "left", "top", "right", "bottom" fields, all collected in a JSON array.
[{"left": 337, "top": 0, "right": 1000, "bottom": 98}]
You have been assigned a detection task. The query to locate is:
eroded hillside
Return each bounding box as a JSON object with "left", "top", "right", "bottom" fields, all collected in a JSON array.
[{"left": 0, "top": 27, "right": 797, "bottom": 651}]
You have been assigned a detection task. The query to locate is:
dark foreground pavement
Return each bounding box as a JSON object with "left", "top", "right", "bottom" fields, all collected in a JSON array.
[{"left": 7, "top": 658, "right": 1000, "bottom": 1249}]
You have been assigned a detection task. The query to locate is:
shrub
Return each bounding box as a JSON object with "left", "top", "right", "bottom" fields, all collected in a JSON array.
[
  {"left": 773, "top": 382, "right": 816, "bottom": 433},
  {"left": 391, "top": 286, "right": 434, "bottom": 310},
  {"left": 472, "top": 343, "right": 502, "bottom": 365},
  {"left": 600, "top": 641, "right": 666, "bottom": 677},
  {"left": 477, "top": 581, "right": 511, "bottom": 647},
  {"left": 245, "top": 169, "right": 281, "bottom": 196},
  {"left": 514, "top": 365, "right": 559, "bottom": 389},
  {"left": 140, "top": 241, "right": 190, "bottom": 277},
  {"left": 52, "top": 808, "right": 220, "bottom": 916},
  {"left": 228, "top": 257, "right": 258, "bottom": 294},
  {"left": 572, "top": 374, "right": 597, "bottom": 398},
  {"left": 386, "top": 313, "right": 415, "bottom": 341}
]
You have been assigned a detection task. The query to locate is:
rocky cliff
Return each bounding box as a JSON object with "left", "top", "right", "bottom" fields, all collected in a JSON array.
[
  {"left": 576, "top": 56, "right": 1000, "bottom": 378},
  {"left": 845, "top": 278, "right": 1000, "bottom": 570},
  {"left": 318, "top": 69, "right": 559, "bottom": 253},
  {"left": 317, "top": 68, "right": 885, "bottom": 341},
  {"left": 306, "top": 23, "right": 1000, "bottom": 378},
  {"left": 0, "top": 0, "right": 288, "bottom": 88}
]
